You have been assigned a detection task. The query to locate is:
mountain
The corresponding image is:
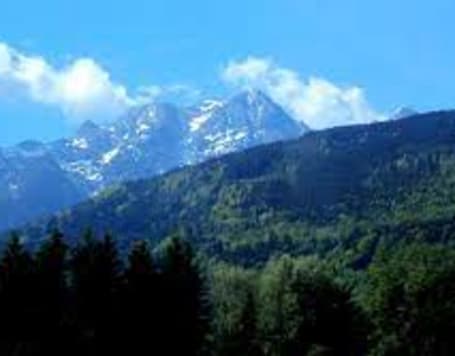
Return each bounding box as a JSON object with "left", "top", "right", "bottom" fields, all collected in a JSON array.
[
  {"left": 1, "top": 90, "right": 307, "bottom": 231},
  {"left": 0, "top": 141, "right": 85, "bottom": 229},
  {"left": 186, "top": 90, "right": 307, "bottom": 161},
  {"left": 49, "top": 102, "right": 189, "bottom": 191},
  {"left": 17, "top": 110, "right": 455, "bottom": 265}
]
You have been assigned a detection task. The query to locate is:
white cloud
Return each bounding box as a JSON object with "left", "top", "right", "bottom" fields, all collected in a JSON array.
[
  {"left": 222, "top": 56, "right": 385, "bottom": 130},
  {"left": 0, "top": 42, "right": 204, "bottom": 122},
  {"left": 0, "top": 42, "right": 134, "bottom": 122},
  {"left": 0, "top": 44, "right": 384, "bottom": 129}
]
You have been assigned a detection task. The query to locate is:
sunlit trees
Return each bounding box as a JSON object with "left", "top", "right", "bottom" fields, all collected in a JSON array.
[{"left": 363, "top": 244, "right": 455, "bottom": 356}]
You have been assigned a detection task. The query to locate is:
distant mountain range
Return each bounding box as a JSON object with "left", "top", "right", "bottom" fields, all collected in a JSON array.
[
  {"left": 16, "top": 110, "right": 455, "bottom": 265},
  {"left": 1, "top": 90, "right": 308, "bottom": 231}
]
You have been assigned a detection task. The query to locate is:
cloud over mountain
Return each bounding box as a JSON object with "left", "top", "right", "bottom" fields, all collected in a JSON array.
[
  {"left": 0, "top": 42, "right": 134, "bottom": 122},
  {"left": 0, "top": 43, "right": 385, "bottom": 130},
  {"left": 222, "top": 56, "right": 385, "bottom": 130}
]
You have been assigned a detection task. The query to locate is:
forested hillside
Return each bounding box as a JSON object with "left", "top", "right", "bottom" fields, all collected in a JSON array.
[
  {"left": 1, "top": 231, "right": 454, "bottom": 356},
  {"left": 16, "top": 110, "right": 455, "bottom": 266},
  {"left": 7, "top": 110, "right": 455, "bottom": 356}
]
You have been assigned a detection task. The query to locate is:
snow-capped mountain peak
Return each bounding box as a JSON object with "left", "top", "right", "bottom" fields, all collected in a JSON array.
[
  {"left": 70, "top": 137, "right": 89, "bottom": 150},
  {"left": 188, "top": 99, "right": 224, "bottom": 132},
  {"left": 186, "top": 90, "right": 308, "bottom": 160},
  {"left": 58, "top": 90, "right": 308, "bottom": 187},
  {"left": 199, "top": 99, "right": 224, "bottom": 112},
  {"left": 0, "top": 90, "right": 310, "bottom": 231}
]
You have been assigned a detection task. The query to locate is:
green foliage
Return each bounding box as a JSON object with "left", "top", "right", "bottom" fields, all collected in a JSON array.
[
  {"left": 209, "top": 263, "right": 260, "bottom": 355},
  {"left": 258, "top": 256, "right": 301, "bottom": 355},
  {"left": 0, "top": 231, "right": 454, "bottom": 355},
  {"left": 362, "top": 244, "right": 455, "bottom": 355},
  {"left": 254, "top": 256, "right": 365, "bottom": 356},
  {"left": 208, "top": 255, "right": 366, "bottom": 356}
]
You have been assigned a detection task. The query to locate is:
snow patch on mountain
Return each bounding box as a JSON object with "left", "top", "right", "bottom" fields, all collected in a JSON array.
[
  {"left": 189, "top": 99, "right": 224, "bottom": 132},
  {"left": 190, "top": 113, "right": 212, "bottom": 132},
  {"left": 71, "top": 138, "right": 89, "bottom": 150},
  {"left": 201, "top": 99, "right": 223, "bottom": 110},
  {"left": 204, "top": 129, "right": 249, "bottom": 155},
  {"left": 136, "top": 123, "right": 150, "bottom": 135},
  {"left": 63, "top": 160, "right": 103, "bottom": 182},
  {"left": 101, "top": 147, "right": 121, "bottom": 165}
]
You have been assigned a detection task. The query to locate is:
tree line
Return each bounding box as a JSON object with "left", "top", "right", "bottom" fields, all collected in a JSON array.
[{"left": 1, "top": 231, "right": 455, "bottom": 356}]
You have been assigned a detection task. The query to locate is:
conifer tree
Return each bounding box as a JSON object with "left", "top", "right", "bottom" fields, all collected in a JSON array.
[
  {"left": 0, "top": 233, "right": 36, "bottom": 355},
  {"left": 36, "top": 230, "right": 68, "bottom": 315},
  {"left": 123, "top": 240, "right": 163, "bottom": 355},
  {"left": 71, "top": 231, "right": 123, "bottom": 355},
  {"left": 35, "top": 230, "right": 69, "bottom": 356},
  {"left": 162, "top": 236, "right": 207, "bottom": 356}
]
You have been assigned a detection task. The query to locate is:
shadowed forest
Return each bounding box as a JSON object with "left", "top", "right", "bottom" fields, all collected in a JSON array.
[{"left": 1, "top": 230, "right": 455, "bottom": 356}]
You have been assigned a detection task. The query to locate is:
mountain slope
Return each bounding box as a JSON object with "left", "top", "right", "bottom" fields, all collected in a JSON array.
[
  {"left": 18, "top": 110, "right": 455, "bottom": 264},
  {"left": 0, "top": 141, "right": 85, "bottom": 229},
  {"left": 1, "top": 90, "right": 306, "bottom": 231}
]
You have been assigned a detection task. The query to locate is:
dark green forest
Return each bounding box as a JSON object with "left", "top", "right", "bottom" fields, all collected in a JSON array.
[
  {"left": 1, "top": 231, "right": 455, "bottom": 356},
  {"left": 6, "top": 112, "right": 455, "bottom": 355}
]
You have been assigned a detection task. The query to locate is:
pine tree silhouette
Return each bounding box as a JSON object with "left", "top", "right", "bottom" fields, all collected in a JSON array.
[
  {"left": 35, "top": 230, "right": 69, "bottom": 356},
  {"left": 122, "top": 240, "right": 163, "bottom": 355},
  {"left": 71, "top": 231, "right": 123, "bottom": 356},
  {"left": 0, "top": 233, "right": 36, "bottom": 355},
  {"left": 162, "top": 237, "right": 208, "bottom": 356}
]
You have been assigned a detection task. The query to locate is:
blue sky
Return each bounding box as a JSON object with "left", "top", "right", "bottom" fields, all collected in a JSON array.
[{"left": 1, "top": 0, "right": 455, "bottom": 145}]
